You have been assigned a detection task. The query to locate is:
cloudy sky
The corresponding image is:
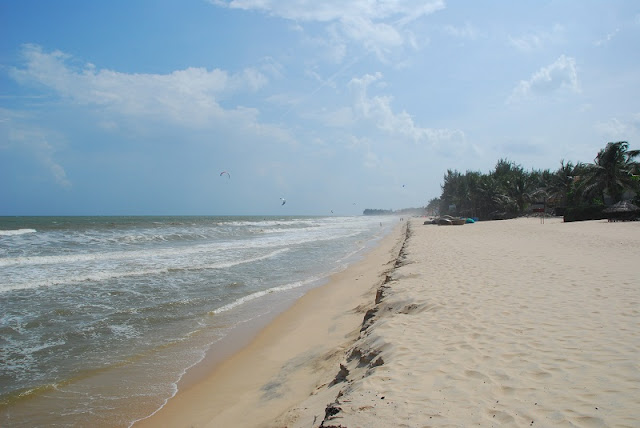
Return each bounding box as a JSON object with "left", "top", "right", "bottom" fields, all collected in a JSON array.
[{"left": 2, "top": 0, "right": 639, "bottom": 216}]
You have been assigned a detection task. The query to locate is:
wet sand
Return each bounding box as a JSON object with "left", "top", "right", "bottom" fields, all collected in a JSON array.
[{"left": 134, "top": 221, "right": 407, "bottom": 427}]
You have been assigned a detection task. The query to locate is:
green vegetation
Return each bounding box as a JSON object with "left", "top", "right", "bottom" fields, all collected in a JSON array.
[
  {"left": 363, "top": 207, "right": 425, "bottom": 216},
  {"left": 363, "top": 209, "right": 395, "bottom": 216},
  {"left": 436, "top": 141, "right": 639, "bottom": 221}
]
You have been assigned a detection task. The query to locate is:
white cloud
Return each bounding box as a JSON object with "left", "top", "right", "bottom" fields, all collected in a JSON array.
[
  {"left": 46, "top": 160, "right": 71, "bottom": 188},
  {"left": 594, "top": 117, "right": 638, "bottom": 139},
  {"left": 508, "top": 24, "right": 564, "bottom": 52},
  {"left": 344, "top": 135, "right": 380, "bottom": 169},
  {"left": 10, "top": 44, "right": 269, "bottom": 128},
  {"left": 363, "top": 149, "right": 380, "bottom": 169},
  {"left": 340, "top": 15, "right": 404, "bottom": 60},
  {"left": 508, "top": 55, "right": 580, "bottom": 103},
  {"left": 348, "top": 72, "right": 465, "bottom": 145},
  {"left": 211, "top": 0, "right": 445, "bottom": 61},
  {"left": 258, "top": 56, "right": 285, "bottom": 79},
  {"left": 214, "top": 0, "right": 444, "bottom": 23},
  {"left": 594, "top": 28, "right": 620, "bottom": 47},
  {"left": 509, "top": 33, "right": 544, "bottom": 52},
  {"left": 318, "top": 106, "right": 354, "bottom": 128},
  {"left": 1, "top": 114, "right": 71, "bottom": 188},
  {"left": 298, "top": 28, "right": 348, "bottom": 64},
  {"left": 305, "top": 69, "right": 337, "bottom": 90},
  {"left": 236, "top": 68, "right": 268, "bottom": 91},
  {"left": 444, "top": 22, "right": 479, "bottom": 40}
]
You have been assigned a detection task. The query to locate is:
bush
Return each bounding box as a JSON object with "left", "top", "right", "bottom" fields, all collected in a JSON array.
[
  {"left": 563, "top": 205, "right": 606, "bottom": 222},
  {"left": 553, "top": 206, "right": 566, "bottom": 216}
]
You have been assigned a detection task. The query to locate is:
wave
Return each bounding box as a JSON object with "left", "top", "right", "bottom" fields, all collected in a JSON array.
[
  {"left": 0, "top": 248, "right": 290, "bottom": 292},
  {"left": 0, "top": 227, "right": 360, "bottom": 268},
  {"left": 0, "top": 229, "right": 37, "bottom": 236},
  {"left": 222, "top": 218, "right": 321, "bottom": 228},
  {"left": 209, "top": 274, "right": 321, "bottom": 315}
]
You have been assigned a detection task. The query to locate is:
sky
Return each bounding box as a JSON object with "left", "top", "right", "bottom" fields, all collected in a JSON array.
[{"left": 1, "top": 0, "right": 639, "bottom": 216}]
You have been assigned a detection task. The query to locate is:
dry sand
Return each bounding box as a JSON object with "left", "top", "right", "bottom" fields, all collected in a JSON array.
[{"left": 137, "top": 217, "right": 640, "bottom": 428}]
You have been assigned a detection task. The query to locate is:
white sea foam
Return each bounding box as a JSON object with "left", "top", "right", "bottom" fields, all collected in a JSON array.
[
  {"left": 0, "top": 248, "right": 290, "bottom": 292},
  {"left": 0, "top": 226, "right": 356, "bottom": 268},
  {"left": 109, "top": 324, "right": 140, "bottom": 339},
  {"left": 209, "top": 275, "right": 320, "bottom": 315},
  {"left": 0, "top": 228, "right": 37, "bottom": 236}
]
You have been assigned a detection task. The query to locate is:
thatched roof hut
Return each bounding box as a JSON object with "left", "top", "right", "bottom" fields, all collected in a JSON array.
[
  {"left": 604, "top": 200, "right": 639, "bottom": 221},
  {"left": 604, "top": 200, "right": 639, "bottom": 213}
]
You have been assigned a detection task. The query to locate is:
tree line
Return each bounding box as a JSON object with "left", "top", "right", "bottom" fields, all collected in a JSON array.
[{"left": 427, "top": 141, "right": 640, "bottom": 221}]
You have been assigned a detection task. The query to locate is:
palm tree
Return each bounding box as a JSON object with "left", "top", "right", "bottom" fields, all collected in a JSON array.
[
  {"left": 440, "top": 169, "right": 462, "bottom": 215},
  {"left": 581, "top": 141, "right": 640, "bottom": 204},
  {"left": 491, "top": 159, "right": 532, "bottom": 215},
  {"left": 543, "top": 160, "right": 585, "bottom": 207},
  {"left": 426, "top": 197, "right": 440, "bottom": 216},
  {"left": 476, "top": 174, "right": 501, "bottom": 219},
  {"left": 463, "top": 171, "right": 483, "bottom": 217}
]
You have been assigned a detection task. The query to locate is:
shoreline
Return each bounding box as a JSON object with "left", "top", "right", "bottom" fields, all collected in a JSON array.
[
  {"left": 134, "top": 220, "right": 408, "bottom": 427},
  {"left": 135, "top": 217, "right": 640, "bottom": 427}
]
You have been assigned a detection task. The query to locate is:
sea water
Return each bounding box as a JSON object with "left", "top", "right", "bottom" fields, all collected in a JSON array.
[{"left": 0, "top": 215, "right": 395, "bottom": 427}]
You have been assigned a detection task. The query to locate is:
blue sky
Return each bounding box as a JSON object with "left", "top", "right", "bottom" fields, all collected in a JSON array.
[{"left": 1, "top": 0, "right": 639, "bottom": 216}]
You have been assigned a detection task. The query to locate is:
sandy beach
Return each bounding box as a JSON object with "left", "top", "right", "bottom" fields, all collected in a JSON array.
[{"left": 136, "top": 217, "right": 639, "bottom": 428}]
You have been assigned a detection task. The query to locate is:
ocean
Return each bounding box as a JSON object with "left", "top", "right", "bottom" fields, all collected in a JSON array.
[{"left": 0, "top": 215, "right": 395, "bottom": 427}]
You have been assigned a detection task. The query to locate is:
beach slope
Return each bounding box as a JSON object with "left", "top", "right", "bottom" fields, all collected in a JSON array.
[{"left": 135, "top": 221, "right": 408, "bottom": 427}]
